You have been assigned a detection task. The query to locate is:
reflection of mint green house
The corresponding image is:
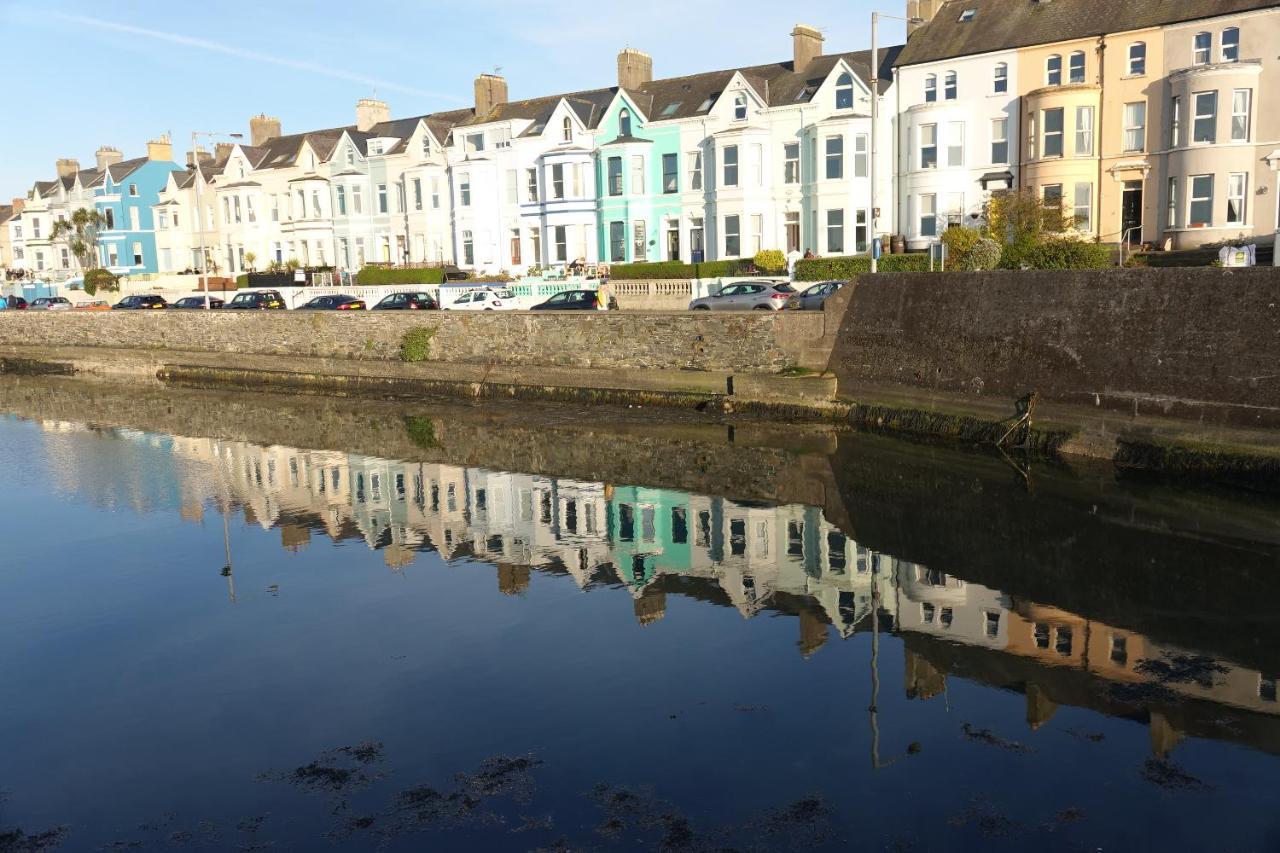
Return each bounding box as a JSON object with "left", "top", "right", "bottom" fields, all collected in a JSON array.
[
  {"left": 607, "top": 486, "right": 694, "bottom": 589},
  {"left": 594, "top": 94, "right": 683, "bottom": 264}
]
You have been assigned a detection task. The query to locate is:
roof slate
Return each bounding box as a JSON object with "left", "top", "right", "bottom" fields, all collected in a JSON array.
[{"left": 897, "top": 0, "right": 1280, "bottom": 66}]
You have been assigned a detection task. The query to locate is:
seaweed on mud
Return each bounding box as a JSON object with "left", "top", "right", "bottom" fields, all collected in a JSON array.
[
  {"left": 747, "top": 797, "right": 838, "bottom": 850},
  {"left": 257, "top": 741, "right": 385, "bottom": 796},
  {"left": 1140, "top": 758, "right": 1213, "bottom": 792},
  {"left": 377, "top": 754, "right": 544, "bottom": 841},
  {"left": 459, "top": 756, "right": 542, "bottom": 804},
  {"left": 0, "top": 825, "right": 71, "bottom": 853},
  {"left": 961, "top": 723, "right": 1034, "bottom": 754},
  {"left": 946, "top": 799, "right": 1022, "bottom": 838},
  {"left": 587, "top": 784, "right": 718, "bottom": 851}
]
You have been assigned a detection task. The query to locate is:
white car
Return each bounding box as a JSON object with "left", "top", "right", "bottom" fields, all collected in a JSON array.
[{"left": 445, "top": 288, "right": 518, "bottom": 311}]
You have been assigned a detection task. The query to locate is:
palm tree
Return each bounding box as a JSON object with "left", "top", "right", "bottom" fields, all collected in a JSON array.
[{"left": 48, "top": 208, "right": 104, "bottom": 271}]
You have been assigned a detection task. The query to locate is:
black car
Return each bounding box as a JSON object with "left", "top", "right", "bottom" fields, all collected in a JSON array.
[
  {"left": 170, "top": 296, "right": 224, "bottom": 309},
  {"left": 372, "top": 292, "right": 438, "bottom": 311},
  {"left": 225, "top": 290, "right": 286, "bottom": 310},
  {"left": 113, "top": 294, "right": 168, "bottom": 310},
  {"left": 299, "top": 294, "right": 366, "bottom": 311},
  {"left": 530, "top": 289, "right": 617, "bottom": 311}
]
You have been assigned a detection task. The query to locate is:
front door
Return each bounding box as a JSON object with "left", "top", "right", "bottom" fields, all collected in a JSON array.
[
  {"left": 667, "top": 224, "right": 680, "bottom": 261},
  {"left": 1121, "top": 181, "right": 1143, "bottom": 245}
]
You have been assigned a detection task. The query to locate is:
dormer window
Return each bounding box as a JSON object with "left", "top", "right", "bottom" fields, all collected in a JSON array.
[
  {"left": 733, "top": 93, "right": 747, "bottom": 120},
  {"left": 346, "top": 148, "right": 355, "bottom": 166},
  {"left": 619, "top": 108, "right": 633, "bottom": 136},
  {"left": 958, "top": 8, "right": 976, "bottom": 21},
  {"left": 562, "top": 116, "right": 573, "bottom": 143},
  {"left": 421, "top": 135, "right": 431, "bottom": 157},
  {"left": 924, "top": 73, "right": 937, "bottom": 102},
  {"left": 835, "top": 72, "right": 854, "bottom": 110},
  {"left": 368, "top": 140, "right": 383, "bottom": 155}
]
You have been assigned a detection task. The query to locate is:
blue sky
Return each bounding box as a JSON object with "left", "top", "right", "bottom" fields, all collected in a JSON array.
[{"left": 0, "top": 0, "right": 907, "bottom": 202}]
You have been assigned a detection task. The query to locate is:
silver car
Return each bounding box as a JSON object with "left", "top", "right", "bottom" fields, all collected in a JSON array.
[
  {"left": 784, "top": 280, "right": 845, "bottom": 310},
  {"left": 689, "top": 280, "right": 796, "bottom": 311},
  {"left": 28, "top": 296, "right": 73, "bottom": 311}
]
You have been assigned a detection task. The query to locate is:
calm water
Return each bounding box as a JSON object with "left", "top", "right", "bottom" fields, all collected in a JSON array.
[{"left": 1, "top": 380, "right": 1279, "bottom": 851}]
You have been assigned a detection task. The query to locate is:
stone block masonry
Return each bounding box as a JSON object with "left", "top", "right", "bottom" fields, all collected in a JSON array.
[{"left": 0, "top": 311, "right": 828, "bottom": 374}]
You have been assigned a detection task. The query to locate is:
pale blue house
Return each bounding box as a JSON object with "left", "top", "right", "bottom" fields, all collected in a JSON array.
[{"left": 92, "top": 139, "right": 183, "bottom": 275}]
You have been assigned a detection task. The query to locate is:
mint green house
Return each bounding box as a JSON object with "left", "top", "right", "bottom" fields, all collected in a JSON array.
[
  {"left": 594, "top": 94, "right": 684, "bottom": 264},
  {"left": 607, "top": 486, "right": 695, "bottom": 590}
]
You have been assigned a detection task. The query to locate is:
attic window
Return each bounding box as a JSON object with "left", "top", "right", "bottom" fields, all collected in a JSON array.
[
  {"left": 368, "top": 140, "right": 383, "bottom": 155},
  {"left": 697, "top": 96, "right": 715, "bottom": 112},
  {"left": 958, "top": 8, "right": 976, "bottom": 21},
  {"left": 661, "top": 102, "right": 681, "bottom": 117}
]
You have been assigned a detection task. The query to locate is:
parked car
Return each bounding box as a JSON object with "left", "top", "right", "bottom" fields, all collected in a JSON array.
[
  {"left": 688, "top": 280, "right": 797, "bottom": 311},
  {"left": 784, "top": 281, "right": 844, "bottom": 311},
  {"left": 225, "top": 290, "right": 286, "bottom": 310},
  {"left": 113, "top": 294, "right": 168, "bottom": 310},
  {"left": 73, "top": 300, "right": 112, "bottom": 311},
  {"left": 372, "top": 292, "right": 438, "bottom": 311},
  {"left": 170, "top": 296, "right": 225, "bottom": 309},
  {"left": 299, "top": 294, "right": 367, "bottom": 311},
  {"left": 29, "top": 296, "right": 73, "bottom": 311},
  {"left": 5, "top": 296, "right": 28, "bottom": 310},
  {"left": 445, "top": 288, "right": 517, "bottom": 311},
  {"left": 530, "top": 289, "right": 617, "bottom": 311}
]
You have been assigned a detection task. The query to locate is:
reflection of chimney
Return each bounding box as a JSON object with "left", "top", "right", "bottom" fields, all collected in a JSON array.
[
  {"left": 250, "top": 114, "right": 282, "bottom": 147},
  {"left": 634, "top": 587, "right": 667, "bottom": 626},
  {"left": 383, "top": 544, "right": 414, "bottom": 570},
  {"left": 1149, "top": 711, "right": 1185, "bottom": 758},
  {"left": 792, "top": 24, "right": 825, "bottom": 71},
  {"left": 281, "top": 524, "right": 311, "bottom": 552},
  {"left": 617, "top": 48, "right": 653, "bottom": 91},
  {"left": 904, "top": 648, "right": 946, "bottom": 700},
  {"left": 1025, "top": 683, "right": 1058, "bottom": 730},
  {"left": 95, "top": 146, "right": 123, "bottom": 171},
  {"left": 497, "top": 562, "right": 530, "bottom": 595},
  {"left": 474, "top": 74, "right": 508, "bottom": 118},
  {"left": 798, "top": 608, "right": 829, "bottom": 657},
  {"left": 356, "top": 98, "right": 390, "bottom": 133},
  {"left": 56, "top": 158, "right": 81, "bottom": 178},
  {"left": 147, "top": 134, "right": 174, "bottom": 162}
]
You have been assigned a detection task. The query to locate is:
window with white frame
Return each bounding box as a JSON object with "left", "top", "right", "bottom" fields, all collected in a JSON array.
[
  {"left": 552, "top": 164, "right": 566, "bottom": 200},
  {"left": 462, "top": 230, "right": 474, "bottom": 265},
  {"left": 662, "top": 153, "right": 678, "bottom": 193},
  {"left": 836, "top": 72, "right": 854, "bottom": 110},
  {"left": 346, "top": 148, "right": 355, "bottom": 166},
  {"left": 377, "top": 183, "right": 388, "bottom": 213},
  {"left": 609, "top": 221, "right": 625, "bottom": 262},
  {"left": 920, "top": 124, "right": 938, "bottom": 169},
  {"left": 733, "top": 93, "right": 748, "bottom": 120},
  {"left": 247, "top": 195, "right": 256, "bottom": 222},
  {"left": 1222, "top": 27, "right": 1239, "bottom": 62},
  {"left": 722, "top": 145, "right": 739, "bottom": 187},
  {"left": 854, "top": 135, "right": 868, "bottom": 177},
  {"left": 631, "top": 155, "right": 645, "bottom": 193},
  {"left": 991, "top": 118, "right": 1009, "bottom": 163},
  {"left": 1188, "top": 174, "right": 1213, "bottom": 227},
  {"left": 825, "top": 136, "right": 844, "bottom": 179},
  {"left": 1123, "top": 101, "right": 1146, "bottom": 152},
  {"left": 1073, "top": 182, "right": 1092, "bottom": 231},
  {"left": 562, "top": 116, "right": 573, "bottom": 143},
  {"left": 724, "top": 214, "right": 741, "bottom": 256},
  {"left": 1046, "top": 54, "right": 1062, "bottom": 85},
  {"left": 689, "top": 151, "right": 703, "bottom": 190},
  {"left": 1068, "top": 51, "right": 1085, "bottom": 83},
  {"left": 158, "top": 209, "right": 168, "bottom": 229},
  {"left": 1227, "top": 172, "right": 1247, "bottom": 224},
  {"left": 431, "top": 177, "right": 440, "bottom": 209},
  {"left": 368, "top": 140, "right": 383, "bottom": 155},
  {"left": 924, "top": 74, "right": 937, "bottom": 102},
  {"left": 919, "top": 193, "right": 937, "bottom": 237},
  {"left": 826, "top": 209, "right": 844, "bottom": 254},
  {"left": 1043, "top": 184, "right": 1063, "bottom": 208},
  {"left": 1166, "top": 176, "right": 1178, "bottom": 228},
  {"left": 1193, "top": 91, "right": 1217, "bottom": 143},
  {"left": 459, "top": 174, "right": 471, "bottom": 207},
  {"left": 1043, "top": 107, "right": 1064, "bottom": 157},
  {"left": 1075, "top": 105, "right": 1094, "bottom": 155},
  {"left": 573, "top": 163, "right": 584, "bottom": 197},
  {"left": 1193, "top": 32, "right": 1211, "bottom": 65},
  {"left": 421, "top": 135, "right": 431, "bottom": 157},
  {"left": 129, "top": 184, "right": 139, "bottom": 197},
  {"left": 783, "top": 143, "right": 800, "bottom": 183},
  {"left": 352, "top": 185, "right": 362, "bottom": 214},
  {"left": 944, "top": 192, "right": 964, "bottom": 228},
  {"left": 1169, "top": 96, "right": 1182, "bottom": 147},
  {"left": 527, "top": 167, "right": 540, "bottom": 202},
  {"left": 993, "top": 62, "right": 1007, "bottom": 93},
  {"left": 751, "top": 143, "right": 763, "bottom": 185},
  {"left": 619, "top": 109, "right": 633, "bottom": 136},
  {"left": 1231, "top": 89, "right": 1251, "bottom": 141},
  {"left": 944, "top": 70, "right": 957, "bottom": 100},
  {"left": 854, "top": 209, "right": 869, "bottom": 253},
  {"left": 751, "top": 214, "right": 762, "bottom": 254},
  {"left": 555, "top": 224, "right": 569, "bottom": 262},
  {"left": 946, "top": 122, "right": 964, "bottom": 167},
  {"left": 607, "top": 157, "right": 622, "bottom": 196},
  {"left": 1128, "top": 42, "right": 1146, "bottom": 75}
]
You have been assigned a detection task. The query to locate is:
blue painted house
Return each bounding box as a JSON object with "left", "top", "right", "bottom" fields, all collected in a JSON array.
[{"left": 92, "top": 139, "right": 183, "bottom": 275}]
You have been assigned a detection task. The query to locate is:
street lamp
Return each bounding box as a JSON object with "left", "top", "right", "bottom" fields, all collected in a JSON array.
[
  {"left": 869, "top": 12, "right": 922, "bottom": 273},
  {"left": 189, "top": 131, "right": 243, "bottom": 308}
]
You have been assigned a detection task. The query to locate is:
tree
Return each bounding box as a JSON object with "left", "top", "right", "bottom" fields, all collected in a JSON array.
[
  {"left": 48, "top": 208, "right": 104, "bottom": 270},
  {"left": 982, "top": 188, "right": 1077, "bottom": 246},
  {"left": 244, "top": 251, "right": 257, "bottom": 271}
]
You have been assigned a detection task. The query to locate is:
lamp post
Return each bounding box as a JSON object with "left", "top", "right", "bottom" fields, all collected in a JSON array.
[
  {"left": 189, "top": 131, "right": 243, "bottom": 308},
  {"left": 869, "top": 12, "right": 922, "bottom": 273}
]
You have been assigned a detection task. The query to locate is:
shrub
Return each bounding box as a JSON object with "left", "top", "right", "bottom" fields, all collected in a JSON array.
[
  {"left": 400, "top": 327, "right": 436, "bottom": 363},
  {"left": 793, "top": 253, "right": 930, "bottom": 281},
  {"left": 356, "top": 266, "right": 446, "bottom": 286},
  {"left": 82, "top": 268, "right": 119, "bottom": 297},
  {"left": 969, "top": 238, "right": 1002, "bottom": 271},
  {"left": 753, "top": 249, "right": 787, "bottom": 275},
  {"left": 608, "top": 260, "right": 752, "bottom": 280},
  {"left": 1001, "top": 237, "right": 1111, "bottom": 270},
  {"left": 403, "top": 415, "right": 442, "bottom": 449},
  {"left": 234, "top": 274, "right": 249, "bottom": 289}
]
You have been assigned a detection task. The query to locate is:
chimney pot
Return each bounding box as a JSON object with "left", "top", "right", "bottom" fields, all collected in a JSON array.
[
  {"left": 473, "top": 74, "right": 509, "bottom": 118},
  {"left": 250, "top": 114, "right": 282, "bottom": 147},
  {"left": 792, "top": 24, "right": 825, "bottom": 71},
  {"left": 356, "top": 98, "right": 390, "bottom": 133},
  {"left": 617, "top": 48, "right": 654, "bottom": 91}
]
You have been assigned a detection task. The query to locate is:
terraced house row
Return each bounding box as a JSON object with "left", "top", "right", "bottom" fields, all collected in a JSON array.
[{"left": 2, "top": 0, "right": 1278, "bottom": 280}]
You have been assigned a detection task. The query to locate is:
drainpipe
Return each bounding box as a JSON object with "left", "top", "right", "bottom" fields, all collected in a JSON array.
[{"left": 1096, "top": 36, "right": 1107, "bottom": 248}]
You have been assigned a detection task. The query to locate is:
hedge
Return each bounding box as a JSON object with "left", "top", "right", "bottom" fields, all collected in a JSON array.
[
  {"left": 355, "top": 266, "right": 445, "bottom": 286},
  {"left": 234, "top": 274, "right": 249, "bottom": 289},
  {"left": 608, "top": 260, "right": 753, "bottom": 280},
  {"left": 794, "top": 253, "right": 930, "bottom": 281}
]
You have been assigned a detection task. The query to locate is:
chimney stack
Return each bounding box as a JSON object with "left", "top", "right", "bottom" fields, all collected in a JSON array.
[
  {"left": 792, "top": 24, "right": 825, "bottom": 71},
  {"left": 146, "top": 134, "right": 174, "bottom": 162},
  {"left": 186, "top": 146, "right": 209, "bottom": 168},
  {"left": 213, "top": 142, "right": 234, "bottom": 163},
  {"left": 617, "top": 48, "right": 653, "bottom": 91},
  {"left": 11, "top": 198, "right": 24, "bottom": 214},
  {"left": 250, "top": 114, "right": 282, "bottom": 147},
  {"left": 474, "top": 74, "right": 509, "bottom": 118},
  {"left": 95, "top": 146, "right": 123, "bottom": 171},
  {"left": 356, "top": 98, "right": 390, "bottom": 133},
  {"left": 906, "top": 0, "right": 943, "bottom": 30},
  {"left": 56, "top": 158, "right": 81, "bottom": 179}
]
